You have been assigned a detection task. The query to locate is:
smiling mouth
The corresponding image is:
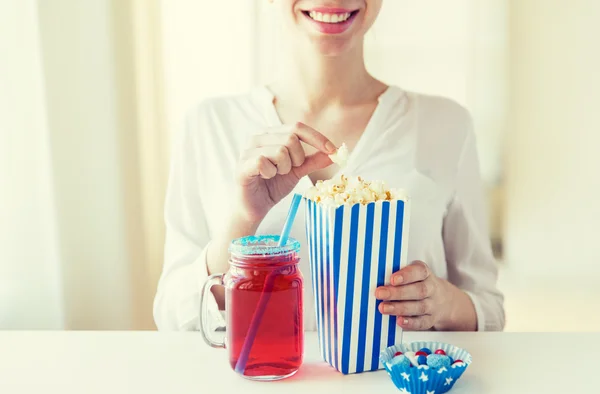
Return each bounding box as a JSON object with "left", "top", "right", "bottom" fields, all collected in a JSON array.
[{"left": 302, "top": 10, "right": 359, "bottom": 24}]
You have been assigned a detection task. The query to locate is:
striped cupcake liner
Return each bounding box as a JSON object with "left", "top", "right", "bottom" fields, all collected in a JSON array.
[
  {"left": 380, "top": 341, "right": 472, "bottom": 394},
  {"left": 305, "top": 198, "right": 411, "bottom": 374}
]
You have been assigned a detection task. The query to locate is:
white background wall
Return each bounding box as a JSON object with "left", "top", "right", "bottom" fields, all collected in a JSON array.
[
  {"left": 0, "top": 0, "right": 64, "bottom": 329},
  {"left": 505, "top": 0, "right": 600, "bottom": 278},
  {"left": 0, "top": 0, "right": 144, "bottom": 330},
  {"left": 36, "top": 0, "right": 136, "bottom": 329},
  {"left": 160, "top": 0, "right": 257, "bottom": 144}
]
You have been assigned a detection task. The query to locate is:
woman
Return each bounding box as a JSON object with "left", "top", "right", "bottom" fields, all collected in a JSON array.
[{"left": 154, "top": 0, "right": 505, "bottom": 332}]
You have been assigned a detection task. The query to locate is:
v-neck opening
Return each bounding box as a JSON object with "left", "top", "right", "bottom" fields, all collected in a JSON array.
[{"left": 255, "top": 85, "right": 405, "bottom": 187}]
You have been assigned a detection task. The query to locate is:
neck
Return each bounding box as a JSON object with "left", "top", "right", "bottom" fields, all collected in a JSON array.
[{"left": 273, "top": 40, "right": 384, "bottom": 109}]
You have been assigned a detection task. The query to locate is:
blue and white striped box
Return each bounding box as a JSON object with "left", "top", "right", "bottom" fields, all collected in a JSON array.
[{"left": 305, "top": 198, "right": 410, "bottom": 375}]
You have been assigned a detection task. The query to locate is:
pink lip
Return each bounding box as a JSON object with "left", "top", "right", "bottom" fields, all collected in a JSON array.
[
  {"left": 302, "top": 10, "right": 359, "bottom": 35},
  {"left": 305, "top": 7, "right": 355, "bottom": 13}
]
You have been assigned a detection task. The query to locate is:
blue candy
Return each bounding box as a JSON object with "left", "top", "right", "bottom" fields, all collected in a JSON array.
[
  {"left": 418, "top": 347, "right": 432, "bottom": 355},
  {"left": 426, "top": 354, "right": 451, "bottom": 369},
  {"left": 417, "top": 355, "right": 428, "bottom": 365},
  {"left": 448, "top": 356, "right": 454, "bottom": 364},
  {"left": 389, "top": 355, "right": 411, "bottom": 368}
]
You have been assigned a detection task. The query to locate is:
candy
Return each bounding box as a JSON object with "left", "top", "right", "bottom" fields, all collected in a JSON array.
[
  {"left": 418, "top": 347, "right": 432, "bottom": 355},
  {"left": 434, "top": 349, "right": 447, "bottom": 355},
  {"left": 394, "top": 351, "right": 403, "bottom": 357},
  {"left": 415, "top": 351, "right": 428, "bottom": 357},
  {"left": 417, "top": 355, "right": 428, "bottom": 365},
  {"left": 404, "top": 351, "right": 419, "bottom": 367},
  {"left": 388, "top": 355, "right": 411, "bottom": 369},
  {"left": 448, "top": 356, "right": 454, "bottom": 364},
  {"left": 427, "top": 354, "right": 451, "bottom": 369},
  {"left": 452, "top": 359, "right": 464, "bottom": 365}
]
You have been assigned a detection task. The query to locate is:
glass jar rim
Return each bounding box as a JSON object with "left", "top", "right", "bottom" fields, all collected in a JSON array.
[{"left": 229, "top": 235, "right": 300, "bottom": 257}]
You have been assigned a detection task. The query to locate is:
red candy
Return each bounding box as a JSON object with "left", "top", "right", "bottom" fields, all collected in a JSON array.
[
  {"left": 434, "top": 349, "right": 446, "bottom": 355},
  {"left": 394, "top": 352, "right": 403, "bottom": 357},
  {"left": 415, "top": 351, "right": 428, "bottom": 357},
  {"left": 453, "top": 359, "right": 463, "bottom": 364}
]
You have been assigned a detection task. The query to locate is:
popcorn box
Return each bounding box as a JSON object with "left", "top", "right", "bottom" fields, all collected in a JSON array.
[{"left": 304, "top": 197, "right": 410, "bottom": 374}]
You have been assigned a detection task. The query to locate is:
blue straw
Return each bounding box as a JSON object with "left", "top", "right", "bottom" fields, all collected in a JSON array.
[
  {"left": 278, "top": 194, "right": 302, "bottom": 246},
  {"left": 234, "top": 194, "right": 303, "bottom": 375}
]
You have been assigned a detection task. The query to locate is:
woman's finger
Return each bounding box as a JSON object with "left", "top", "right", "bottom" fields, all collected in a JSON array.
[
  {"left": 293, "top": 152, "right": 333, "bottom": 178},
  {"left": 291, "top": 122, "right": 337, "bottom": 153},
  {"left": 283, "top": 133, "right": 306, "bottom": 167},
  {"left": 390, "top": 261, "right": 430, "bottom": 286},
  {"left": 397, "top": 315, "right": 435, "bottom": 331},
  {"left": 375, "top": 279, "right": 434, "bottom": 301},
  {"left": 378, "top": 299, "right": 433, "bottom": 316},
  {"left": 252, "top": 123, "right": 336, "bottom": 154},
  {"left": 241, "top": 146, "right": 293, "bottom": 175},
  {"left": 248, "top": 133, "right": 306, "bottom": 167},
  {"left": 240, "top": 155, "right": 278, "bottom": 180}
]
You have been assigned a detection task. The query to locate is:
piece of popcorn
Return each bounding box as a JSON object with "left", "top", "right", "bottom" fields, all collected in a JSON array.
[
  {"left": 304, "top": 186, "right": 319, "bottom": 200},
  {"left": 329, "top": 143, "right": 349, "bottom": 167},
  {"left": 334, "top": 192, "right": 350, "bottom": 205},
  {"left": 328, "top": 183, "right": 344, "bottom": 194},
  {"left": 390, "top": 188, "right": 408, "bottom": 200},
  {"left": 369, "top": 180, "right": 387, "bottom": 195},
  {"left": 362, "top": 189, "right": 377, "bottom": 203},
  {"left": 320, "top": 196, "right": 337, "bottom": 207},
  {"left": 346, "top": 176, "right": 363, "bottom": 190}
]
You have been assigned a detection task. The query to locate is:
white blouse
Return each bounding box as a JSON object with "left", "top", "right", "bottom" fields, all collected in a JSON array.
[{"left": 153, "top": 85, "right": 505, "bottom": 333}]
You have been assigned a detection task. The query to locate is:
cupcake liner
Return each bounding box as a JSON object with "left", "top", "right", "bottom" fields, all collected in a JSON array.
[{"left": 380, "top": 341, "right": 472, "bottom": 394}]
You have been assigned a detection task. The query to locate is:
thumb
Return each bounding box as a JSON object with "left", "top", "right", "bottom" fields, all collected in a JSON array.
[{"left": 294, "top": 152, "right": 332, "bottom": 179}]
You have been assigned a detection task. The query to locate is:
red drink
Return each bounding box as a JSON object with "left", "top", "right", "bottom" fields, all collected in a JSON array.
[{"left": 224, "top": 235, "right": 304, "bottom": 380}]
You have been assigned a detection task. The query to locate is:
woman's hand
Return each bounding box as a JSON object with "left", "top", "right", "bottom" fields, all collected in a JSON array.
[
  {"left": 207, "top": 122, "right": 335, "bottom": 288},
  {"left": 236, "top": 122, "right": 336, "bottom": 223},
  {"left": 375, "top": 261, "right": 478, "bottom": 331}
]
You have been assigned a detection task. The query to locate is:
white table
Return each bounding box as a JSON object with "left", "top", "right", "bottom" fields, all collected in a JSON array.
[{"left": 0, "top": 331, "right": 596, "bottom": 393}]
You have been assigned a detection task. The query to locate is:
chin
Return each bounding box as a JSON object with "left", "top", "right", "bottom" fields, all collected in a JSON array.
[{"left": 310, "top": 36, "right": 357, "bottom": 57}]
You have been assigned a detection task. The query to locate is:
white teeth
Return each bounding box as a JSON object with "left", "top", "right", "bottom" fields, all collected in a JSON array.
[{"left": 307, "top": 11, "right": 352, "bottom": 23}]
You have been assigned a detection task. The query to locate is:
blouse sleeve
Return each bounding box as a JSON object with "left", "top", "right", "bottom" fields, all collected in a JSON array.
[
  {"left": 442, "top": 122, "right": 506, "bottom": 331},
  {"left": 153, "top": 114, "right": 223, "bottom": 331}
]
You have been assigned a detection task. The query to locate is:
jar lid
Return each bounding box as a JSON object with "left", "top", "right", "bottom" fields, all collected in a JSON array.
[{"left": 229, "top": 235, "right": 300, "bottom": 257}]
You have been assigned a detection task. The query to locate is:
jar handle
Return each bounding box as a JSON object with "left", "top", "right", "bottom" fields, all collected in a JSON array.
[{"left": 199, "top": 273, "right": 225, "bottom": 348}]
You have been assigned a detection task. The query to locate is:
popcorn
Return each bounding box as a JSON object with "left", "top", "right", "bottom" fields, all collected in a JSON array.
[
  {"left": 329, "top": 143, "right": 349, "bottom": 167},
  {"left": 304, "top": 175, "right": 407, "bottom": 207},
  {"left": 334, "top": 192, "right": 350, "bottom": 205},
  {"left": 369, "top": 180, "right": 387, "bottom": 194}
]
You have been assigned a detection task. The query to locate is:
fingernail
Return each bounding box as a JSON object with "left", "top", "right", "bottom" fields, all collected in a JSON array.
[
  {"left": 377, "top": 289, "right": 390, "bottom": 299},
  {"left": 325, "top": 141, "right": 337, "bottom": 153},
  {"left": 393, "top": 275, "right": 404, "bottom": 285},
  {"left": 382, "top": 304, "right": 393, "bottom": 313},
  {"left": 398, "top": 317, "right": 409, "bottom": 326}
]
